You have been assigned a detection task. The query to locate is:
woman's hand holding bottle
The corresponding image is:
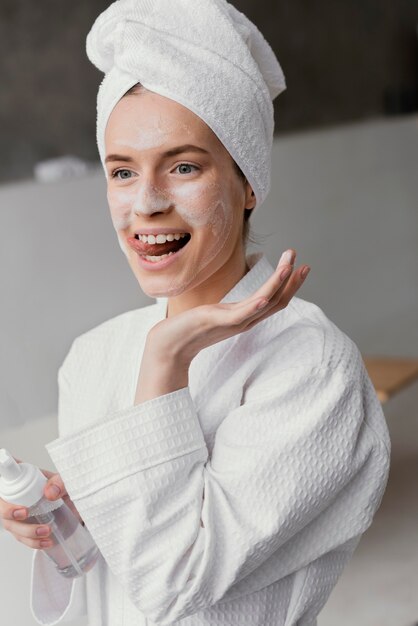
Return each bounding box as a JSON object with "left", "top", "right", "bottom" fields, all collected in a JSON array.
[{"left": 0, "top": 456, "right": 83, "bottom": 550}]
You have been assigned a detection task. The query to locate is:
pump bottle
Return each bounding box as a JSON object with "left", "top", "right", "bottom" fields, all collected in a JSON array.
[{"left": 0, "top": 448, "right": 99, "bottom": 578}]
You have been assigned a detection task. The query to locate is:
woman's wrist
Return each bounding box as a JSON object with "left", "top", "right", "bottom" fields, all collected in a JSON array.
[{"left": 134, "top": 354, "right": 189, "bottom": 405}]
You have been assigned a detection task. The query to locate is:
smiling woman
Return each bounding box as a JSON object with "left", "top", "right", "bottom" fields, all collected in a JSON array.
[
  {"left": 2, "top": 1, "right": 390, "bottom": 626},
  {"left": 104, "top": 86, "right": 259, "bottom": 311}
]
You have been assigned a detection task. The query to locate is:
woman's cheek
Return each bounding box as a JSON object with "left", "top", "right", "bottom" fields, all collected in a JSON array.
[
  {"left": 176, "top": 187, "right": 234, "bottom": 273},
  {"left": 107, "top": 189, "right": 135, "bottom": 231},
  {"left": 200, "top": 196, "right": 234, "bottom": 256},
  {"left": 173, "top": 181, "right": 229, "bottom": 230}
]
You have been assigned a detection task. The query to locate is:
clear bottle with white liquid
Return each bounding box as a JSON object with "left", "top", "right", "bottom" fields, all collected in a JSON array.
[{"left": 0, "top": 448, "right": 99, "bottom": 578}]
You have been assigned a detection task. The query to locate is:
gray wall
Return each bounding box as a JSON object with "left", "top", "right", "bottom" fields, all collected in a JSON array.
[
  {"left": 0, "top": 113, "right": 417, "bottom": 430},
  {"left": 1, "top": 0, "right": 418, "bottom": 182}
]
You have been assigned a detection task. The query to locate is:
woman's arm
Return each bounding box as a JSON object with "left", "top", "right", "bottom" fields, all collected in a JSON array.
[{"left": 44, "top": 337, "right": 390, "bottom": 626}]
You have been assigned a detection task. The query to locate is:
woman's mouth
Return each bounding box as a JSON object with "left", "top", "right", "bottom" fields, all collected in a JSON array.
[{"left": 126, "top": 232, "right": 192, "bottom": 268}]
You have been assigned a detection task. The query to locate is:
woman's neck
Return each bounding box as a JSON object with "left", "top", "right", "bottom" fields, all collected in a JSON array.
[{"left": 166, "top": 250, "right": 249, "bottom": 318}]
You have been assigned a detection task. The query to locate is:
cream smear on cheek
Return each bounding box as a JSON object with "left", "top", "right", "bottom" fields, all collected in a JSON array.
[{"left": 139, "top": 177, "right": 234, "bottom": 297}]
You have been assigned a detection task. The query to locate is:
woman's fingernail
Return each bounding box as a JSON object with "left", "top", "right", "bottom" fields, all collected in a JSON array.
[
  {"left": 279, "top": 250, "right": 293, "bottom": 266},
  {"left": 256, "top": 298, "right": 269, "bottom": 310},
  {"left": 280, "top": 267, "right": 292, "bottom": 280},
  {"left": 301, "top": 266, "right": 311, "bottom": 279},
  {"left": 13, "top": 509, "right": 26, "bottom": 520},
  {"left": 47, "top": 485, "right": 61, "bottom": 497}
]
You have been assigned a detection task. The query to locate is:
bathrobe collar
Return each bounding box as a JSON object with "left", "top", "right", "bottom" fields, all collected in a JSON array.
[{"left": 154, "top": 251, "right": 275, "bottom": 318}]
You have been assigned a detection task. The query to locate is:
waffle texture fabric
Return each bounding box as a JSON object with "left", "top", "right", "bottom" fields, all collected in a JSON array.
[
  {"left": 30, "top": 252, "right": 390, "bottom": 626},
  {"left": 86, "top": 0, "right": 286, "bottom": 211}
]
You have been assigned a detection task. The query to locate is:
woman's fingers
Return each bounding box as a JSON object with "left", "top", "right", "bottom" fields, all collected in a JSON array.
[
  {"left": 244, "top": 264, "right": 310, "bottom": 329},
  {"left": 217, "top": 252, "right": 299, "bottom": 325},
  {"left": 250, "top": 249, "right": 297, "bottom": 302},
  {"left": 0, "top": 497, "right": 54, "bottom": 550},
  {"left": 244, "top": 248, "right": 310, "bottom": 312},
  {"left": 44, "top": 473, "right": 66, "bottom": 500},
  {"left": 1, "top": 472, "right": 82, "bottom": 549},
  {"left": 0, "top": 498, "right": 26, "bottom": 524},
  {"left": 219, "top": 257, "right": 310, "bottom": 331},
  {"left": 1, "top": 515, "right": 53, "bottom": 549},
  {"left": 230, "top": 252, "right": 296, "bottom": 315},
  {"left": 43, "top": 473, "right": 84, "bottom": 525},
  {"left": 0, "top": 463, "right": 69, "bottom": 550},
  {"left": 277, "top": 248, "right": 296, "bottom": 270},
  {"left": 209, "top": 275, "right": 287, "bottom": 328},
  {"left": 246, "top": 264, "right": 296, "bottom": 314},
  {"left": 278, "top": 264, "right": 310, "bottom": 307},
  {"left": 242, "top": 264, "right": 304, "bottom": 321}
]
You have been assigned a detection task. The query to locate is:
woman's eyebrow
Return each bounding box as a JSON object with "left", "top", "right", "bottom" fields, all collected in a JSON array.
[
  {"left": 162, "top": 144, "right": 210, "bottom": 158},
  {"left": 105, "top": 154, "right": 135, "bottom": 164},
  {"left": 105, "top": 144, "right": 209, "bottom": 164}
]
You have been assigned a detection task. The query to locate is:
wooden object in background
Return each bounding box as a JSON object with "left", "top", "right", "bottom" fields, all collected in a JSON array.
[{"left": 362, "top": 356, "right": 418, "bottom": 404}]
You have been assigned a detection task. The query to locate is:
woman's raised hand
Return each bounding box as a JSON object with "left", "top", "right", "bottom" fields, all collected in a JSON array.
[
  {"left": 152, "top": 248, "right": 308, "bottom": 358},
  {"left": 0, "top": 456, "right": 84, "bottom": 550},
  {"left": 135, "top": 250, "right": 310, "bottom": 403}
]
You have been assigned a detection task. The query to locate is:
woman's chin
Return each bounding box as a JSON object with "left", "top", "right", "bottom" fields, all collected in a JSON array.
[{"left": 135, "top": 276, "right": 190, "bottom": 299}]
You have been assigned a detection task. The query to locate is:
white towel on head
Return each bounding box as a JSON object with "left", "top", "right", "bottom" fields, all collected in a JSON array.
[{"left": 86, "top": 0, "right": 286, "bottom": 210}]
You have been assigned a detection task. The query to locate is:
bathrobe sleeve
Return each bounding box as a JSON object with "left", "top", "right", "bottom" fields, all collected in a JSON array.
[
  {"left": 44, "top": 336, "right": 390, "bottom": 626},
  {"left": 30, "top": 346, "right": 88, "bottom": 626}
]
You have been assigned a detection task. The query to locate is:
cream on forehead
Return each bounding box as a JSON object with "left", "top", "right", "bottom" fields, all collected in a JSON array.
[{"left": 109, "top": 106, "right": 194, "bottom": 153}]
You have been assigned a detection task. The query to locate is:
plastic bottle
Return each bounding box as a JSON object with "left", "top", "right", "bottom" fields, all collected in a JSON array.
[{"left": 0, "top": 448, "right": 99, "bottom": 578}]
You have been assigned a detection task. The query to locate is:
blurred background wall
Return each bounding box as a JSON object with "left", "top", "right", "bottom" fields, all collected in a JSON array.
[{"left": 1, "top": 2, "right": 418, "bottom": 626}]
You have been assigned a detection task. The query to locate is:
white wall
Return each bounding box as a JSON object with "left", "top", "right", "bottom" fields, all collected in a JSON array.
[
  {"left": 1, "top": 114, "right": 417, "bottom": 625},
  {"left": 260, "top": 114, "right": 418, "bottom": 356}
]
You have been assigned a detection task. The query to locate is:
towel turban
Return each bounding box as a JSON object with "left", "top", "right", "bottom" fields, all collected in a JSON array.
[{"left": 86, "top": 0, "right": 286, "bottom": 211}]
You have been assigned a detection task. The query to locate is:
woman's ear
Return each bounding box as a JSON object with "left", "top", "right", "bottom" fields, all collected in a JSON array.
[{"left": 244, "top": 180, "right": 256, "bottom": 210}]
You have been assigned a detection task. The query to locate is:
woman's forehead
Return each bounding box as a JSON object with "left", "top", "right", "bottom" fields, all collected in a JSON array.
[{"left": 105, "top": 90, "right": 226, "bottom": 157}]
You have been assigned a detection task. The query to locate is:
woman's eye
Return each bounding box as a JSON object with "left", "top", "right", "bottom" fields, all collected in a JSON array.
[
  {"left": 175, "top": 163, "right": 198, "bottom": 175},
  {"left": 112, "top": 169, "right": 134, "bottom": 180}
]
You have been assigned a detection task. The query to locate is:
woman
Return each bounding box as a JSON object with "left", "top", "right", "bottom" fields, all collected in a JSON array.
[{"left": 1, "top": 1, "right": 390, "bottom": 625}]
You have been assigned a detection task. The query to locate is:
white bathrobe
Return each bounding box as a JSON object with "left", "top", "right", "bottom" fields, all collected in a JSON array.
[{"left": 29, "top": 251, "right": 390, "bottom": 626}]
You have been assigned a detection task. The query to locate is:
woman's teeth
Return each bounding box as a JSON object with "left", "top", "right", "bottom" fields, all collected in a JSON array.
[
  {"left": 133, "top": 232, "right": 191, "bottom": 262},
  {"left": 136, "top": 232, "right": 188, "bottom": 244}
]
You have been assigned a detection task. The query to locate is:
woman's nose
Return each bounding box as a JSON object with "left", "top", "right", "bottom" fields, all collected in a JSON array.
[{"left": 133, "top": 184, "right": 171, "bottom": 216}]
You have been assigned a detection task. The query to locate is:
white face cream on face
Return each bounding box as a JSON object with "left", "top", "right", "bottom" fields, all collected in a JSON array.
[
  {"left": 108, "top": 172, "right": 236, "bottom": 295},
  {"left": 113, "top": 104, "right": 194, "bottom": 153},
  {"left": 105, "top": 89, "right": 248, "bottom": 299}
]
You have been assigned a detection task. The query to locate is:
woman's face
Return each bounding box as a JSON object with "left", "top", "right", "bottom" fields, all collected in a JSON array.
[{"left": 105, "top": 88, "right": 253, "bottom": 298}]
